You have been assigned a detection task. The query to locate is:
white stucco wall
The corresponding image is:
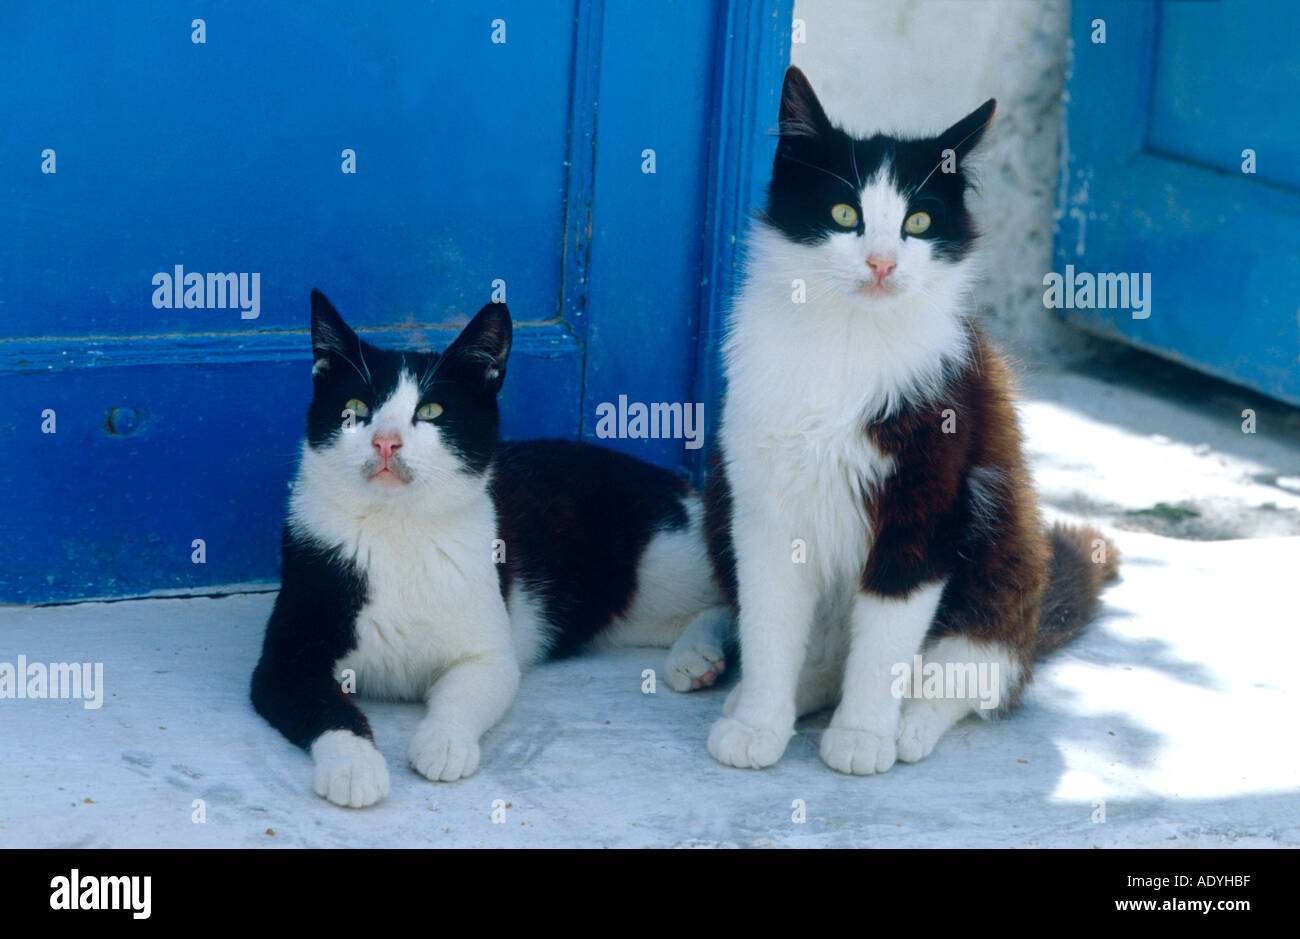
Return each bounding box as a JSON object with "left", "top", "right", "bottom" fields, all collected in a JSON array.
[{"left": 790, "top": 0, "right": 1090, "bottom": 364}]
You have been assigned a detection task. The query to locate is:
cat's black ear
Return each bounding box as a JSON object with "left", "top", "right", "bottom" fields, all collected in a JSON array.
[
  {"left": 442, "top": 302, "right": 512, "bottom": 396},
  {"left": 777, "top": 66, "right": 832, "bottom": 142},
  {"left": 938, "top": 99, "right": 997, "bottom": 161},
  {"left": 309, "top": 289, "right": 358, "bottom": 376}
]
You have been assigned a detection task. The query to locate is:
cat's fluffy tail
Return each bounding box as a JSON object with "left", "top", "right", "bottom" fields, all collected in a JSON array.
[{"left": 1034, "top": 523, "right": 1120, "bottom": 659}]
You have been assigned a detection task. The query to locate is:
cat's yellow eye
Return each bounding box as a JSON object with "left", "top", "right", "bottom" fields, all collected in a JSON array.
[
  {"left": 344, "top": 398, "right": 370, "bottom": 418},
  {"left": 830, "top": 203, "right": 859, "bottom": 228},
  {"left": 417, "top": 402, "right": 444, "bottom": 421},
  {"left": 904, "top": 211, "right": 932, "bottom": 235}
]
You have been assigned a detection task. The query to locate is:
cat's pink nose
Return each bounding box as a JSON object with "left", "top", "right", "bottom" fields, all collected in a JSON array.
[
  {"left": 867, "top": 255, "right": 897, "bottom": 281},
  {"left": 372, "top": 434, "right": 402, "bottom": 459}
]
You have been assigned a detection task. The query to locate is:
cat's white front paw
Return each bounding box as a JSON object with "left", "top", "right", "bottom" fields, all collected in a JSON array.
[
  {"left": 895, "top": 700, "right": 950, "bottom": 764},
  {"left": 409, "top": 727, "right": 481, "bottom": 782},
  {"left": 820, "top": 727, "right": 897, "bottom": 776},
  {"left": 664, "top": 637, "right": 727, "bottom": 692},
  {"left": 310, "top": 730, "right": 390, "bottom": 808},
  {"left": 707, "top": 715, "right": 790, "bottom": 769}
]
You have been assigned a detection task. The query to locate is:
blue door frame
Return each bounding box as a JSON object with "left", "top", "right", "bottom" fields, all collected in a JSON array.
[
  {"left": 1057, "top": 0, "right": 1300, "bottom": 405},
  {"left": 0, "top": 0, "right": 794, "bottom": 603}
]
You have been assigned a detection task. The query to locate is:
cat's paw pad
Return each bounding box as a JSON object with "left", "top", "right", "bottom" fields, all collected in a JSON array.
[
  {"left": 664, "top": 637, "right": 727, "bottom": 692},
  {"left": 707, "top": 716, "right": 789, "bottom": 769},
  {"left": 310, "top": 730, "right": 390, "bottom": 808},
  {"left": 409, "top": 728, "right": 480, "bottom": 782},
  {"left": 819, "top": 727, "right": 897, "bottom": 776},
  {"left": 895, "top": 702, "right": 948, "bottom": 764}
]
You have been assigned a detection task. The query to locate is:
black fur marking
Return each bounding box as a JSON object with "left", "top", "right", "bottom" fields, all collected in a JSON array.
[
  {"left": 306, "top": 291, "right": 508, "bottom": 474},
  {"left": 250, "top": 529, "right": 372, "bottom": 750},
  {"left": 702, "top": 68, "right": 1115, "bottom": 725},
  {"left": 254, "top": 293, "right": 703, "bottom": 758},
  {"left": 491, "top": 439, "right": 691, "bottom": 659},
  {"left": 764, "top": 66, "right": 994, "bottom": 261}
]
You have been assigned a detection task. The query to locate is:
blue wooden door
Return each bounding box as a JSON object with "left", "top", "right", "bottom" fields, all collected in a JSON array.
[
  {"left": 0, "top": 1, "right": 792, "bottom": 603},
  {"left": 1058, "top": 0, "right": 1300, "bottom": 405}
]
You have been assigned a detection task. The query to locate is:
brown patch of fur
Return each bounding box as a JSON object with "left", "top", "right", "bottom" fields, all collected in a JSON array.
[
  {"left": 703, "top": 325, "right": 1118, "bottom": 702},
  {"left": 1036, "top": 523, "right": 1120, "bottom": 657},
  {"left": 863, "top": 329, "right": 1049, "bottom": 670}
]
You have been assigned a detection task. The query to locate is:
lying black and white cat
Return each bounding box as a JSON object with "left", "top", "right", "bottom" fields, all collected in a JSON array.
[
  {"left": 251, "top": 291, "right": 729, "bottom": 807},
  {"left": 703, "top": 67, "right": 1119, "bottom": 774}
]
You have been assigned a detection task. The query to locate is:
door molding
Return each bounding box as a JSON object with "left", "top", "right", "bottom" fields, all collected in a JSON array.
[{"left": 693, "top": 0, "right": 795, "bottom": 479}]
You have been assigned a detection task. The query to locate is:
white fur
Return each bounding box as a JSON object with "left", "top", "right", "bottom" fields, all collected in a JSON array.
[
  {"left": 663, "top": 605, "right": 732, "bottom": 692},
  {"left": 589, "top": 495, "right": 731, "bottom": 691},
  {"left": 310, "top": 729, "right": 390, "bottom": 808},
  {"left": 293, "top": 372, "right": 726, "bottom": 797},
  {"left": 895, "top": 636, "right": 1023, "bottom": 763},
  {"left": 820, "top": 582, "right": 946, "bottom": 775},
  {"left": 505, "top": 583, "right": 556, "bottom": 668},
  {"left": 594, "top": 497, "right": 725, "bottom": 647},
  {"left": 709, "top": 162, "right": 977, "bottom": 771},
  {"left": 293, "top": 371, "right": 520, "bottom": 787}
]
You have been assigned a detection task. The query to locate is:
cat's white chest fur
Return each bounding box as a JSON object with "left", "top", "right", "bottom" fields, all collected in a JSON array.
[
  {"left": 289, "top": 463, "right": 514, "bottom": 702},
  {"left": 338, "top": 500, "right": 511, "bottom": 701},
  {"left": 721, "top": 226, "right": 970, "bottom": 586},
  {"left": 722, "top": 382, "right": 888, "bottom": 590}
]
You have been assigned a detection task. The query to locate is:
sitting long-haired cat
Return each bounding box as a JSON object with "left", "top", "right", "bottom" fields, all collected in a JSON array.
[
  {"left": 703, "top": 67, "right": 1119, "bottom": 775},
  {"left": 251, "top": 291, "right": 730, "bottom": 807}
]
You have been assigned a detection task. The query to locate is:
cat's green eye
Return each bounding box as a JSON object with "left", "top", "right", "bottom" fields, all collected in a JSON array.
[
  {"left": 830, "top": 203, "right": 859, "bottom": 228},
  {"left": 904, "top": 211, "right": 932, "bottom": 235},
  {"left": 344, "top": 398, "right": 370, "bottom": 418},
  {"left": 417, "top": 402, "right": 444, "bottom": 421}
]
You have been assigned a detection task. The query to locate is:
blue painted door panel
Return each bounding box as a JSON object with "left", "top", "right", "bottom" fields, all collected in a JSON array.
[
  {"left": 2, "top": 337, "right": 582, "bottom": 600},
  {"left": 1146, "top": 5, "right": 1300, "bottom": 190},
  {"left": 1058, "top": 0, "right": 1300, "bottom": 406},
  {"left": 3, "top": 0, "right": 575, "bottom": 334},
  {"left": 580, "top": 0, "right": 719, "bottom": 469},
  {"left": 0, "top": 1, "right": 794, "bottom": 602}
]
